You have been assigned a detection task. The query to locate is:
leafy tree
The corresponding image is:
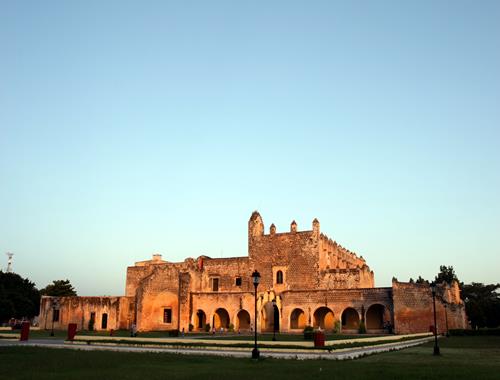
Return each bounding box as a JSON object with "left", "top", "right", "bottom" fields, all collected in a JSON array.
[
  {"left": 461, "top": 282, "right": 500, "bottom": 329},
  {"left": 415, "top": 276, "right": 427, "bottom": 284},
  {"left": 40, "top": 279, "right": 77, "bottom": 297},
  {"left": 0, "top": 271, "right": 40, "bottom": 323},
  {"left": 435, "top": 265, "right": 458, "bottom": 285}
]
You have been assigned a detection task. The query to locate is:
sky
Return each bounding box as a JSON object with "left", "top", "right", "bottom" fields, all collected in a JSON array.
[{"left": 1, "top": 1, "right": 499, "bottom": 295}]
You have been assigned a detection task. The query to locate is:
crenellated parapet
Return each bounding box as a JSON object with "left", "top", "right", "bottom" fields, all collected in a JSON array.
[{"left": 317, "top": 228, "right": 368, "bottom": 273}]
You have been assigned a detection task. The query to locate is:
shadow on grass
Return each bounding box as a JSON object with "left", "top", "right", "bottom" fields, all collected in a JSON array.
[{"left": 0, "top": 336, "right": 499, "bottom": 380}]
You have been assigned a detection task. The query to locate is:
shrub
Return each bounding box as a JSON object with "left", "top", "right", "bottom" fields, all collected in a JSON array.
[
  {"left": 204, "top": 323, "right": 211, "bottom": 332},
  {"left": 358, "top": 320, "right": 366, "bottom": 334},
  {"left": 228, "top": 323, "right": 234, "bottom": 332},
  {"left": 333, "top": 321, "right": 341, "bottom": 334},
  {"left": 88, "top": 319, "right": 94, "bottom": 331},
  {"left": 188, "top": 323, "right": 194, "bottom": 332},
  {"left": 449, "top": 328, "right": 500, "bottom": 336},
  {"left": 303, "top": 325, "right": 314, "bottom": 340},
  {"left": 168, "top": 329, "right": 179, "bottom": 337}
]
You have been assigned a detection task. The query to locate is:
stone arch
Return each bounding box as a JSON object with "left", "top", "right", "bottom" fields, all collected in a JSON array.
[
  {"left": 236, "top": 310, "right": 251, "bottom": 331},
  {"left": 341, "top": 307, "right": 359, "bottom": 330},
  {"left": 313, "top": 307, "right": 334, "bottom": 330},
  {"left": 195, "top": 309, "right": 206, "bottom": 330},
  {"left": 366, "top": 304, "right": 385, "bottom": 330},
  {"left": 213, "top": 308, "right": 230, "bottom": 330},
  {"left": 290, "top": 308, "right": 306, "bottom": 330}
]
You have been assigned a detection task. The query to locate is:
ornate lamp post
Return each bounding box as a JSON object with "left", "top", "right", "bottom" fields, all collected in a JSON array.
[
  {"left": 251, "top": 270, "right": 261, "bottom": 359},
  {"left": 50, "top": 298, "right": 60, "bottom": 337},
  {"left": 430, "top": 282, "right": 440, "bottom": 355},
  {"left": 272, "top": 298, "right": 277, "bottom": 341}
]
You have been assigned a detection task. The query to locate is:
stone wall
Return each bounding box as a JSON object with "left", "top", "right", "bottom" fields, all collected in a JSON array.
[
  {"left": 39, "top": 296, "right": 134, "bottom": 331},
  {"left": 132, "top": 255, "right": 255, "bottom": 331},
  {"left": 392, "top": 280, "right": 468, "bottom": 334}
]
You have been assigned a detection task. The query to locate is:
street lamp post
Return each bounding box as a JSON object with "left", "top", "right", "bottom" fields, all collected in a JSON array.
[
  {"left": 272, "top": 298, "right": 277, "bottom": 341},
  {"left": 430, "top": 282, "right": 440, "bottom": 355},
  {"left": 251, "top": 270, "right": 261, "bottom": 360}
]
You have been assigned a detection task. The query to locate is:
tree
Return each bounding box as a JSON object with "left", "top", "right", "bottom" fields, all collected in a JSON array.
[
  {"left": 435, "top": 265, "right": 458, "bottom": 285},
  {"left": 0, "top": 271, "right": 40, "bottom": 323},
  {"left": 40, "top": 279, "right": 77, "bottom": 297},
  {"left": 415, "top": 276, "right": 427, "bottom": 284},
  {"left": 461, "top": 282, "right": 500, "bottom": 329}
]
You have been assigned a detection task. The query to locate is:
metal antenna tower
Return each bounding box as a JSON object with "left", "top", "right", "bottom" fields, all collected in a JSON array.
[{"left": 6, "top": 252, "right": 13, "bottom": 273}]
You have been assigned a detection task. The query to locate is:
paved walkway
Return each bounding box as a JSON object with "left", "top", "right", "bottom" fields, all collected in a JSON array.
[
  {"left": 0, "top": 336, "right": 435, "bottom": 360},
  {"left": 66, "top": 332, "right": 432, "bottom": 348}
]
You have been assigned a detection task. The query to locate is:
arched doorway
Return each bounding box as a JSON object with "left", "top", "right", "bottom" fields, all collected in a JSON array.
[
  {"left": 101, "top": 313, "right": 108, "bottom": 329},
  {"left": 366, "top": 304, "right": 385, "bottom": 329},
  {"left": 341, "top": 308, "right": 359, "bottom": 330},
  {"left": 213, "top": 308, "right": 230, "bottom": 330},
  {"left": 290, "top": 308, "right": 306, "bottom": 330},
  {"left": 196, "top": 310, "right": 206, "bottom": 330},
  {"left": 236, "top": 310, "right": 251, "bottom": 331},
  {"left": 261, "top": 302, "right": 279, "bottom": 332},
  {"left": 313, "top": 307, "right": 334, "bottom": 330}
]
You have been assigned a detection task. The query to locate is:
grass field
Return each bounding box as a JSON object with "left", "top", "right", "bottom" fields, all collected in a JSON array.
[
  {"left": 0, "top": 328, "right": 375, "bottom": 341},
  {"left": 206, "top": 333, "right": 371, "bottom": 341},
  {"left": 0, "top": 336, "right": 499, "bottom": 379}
]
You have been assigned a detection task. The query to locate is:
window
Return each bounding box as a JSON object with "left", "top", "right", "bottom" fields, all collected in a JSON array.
[
  {"left": 101, "top": 313, "right": 108, "bottom": 329},
  {"left": 276, "top": 270, "right": 283, "bottom": 284},
  {"left": 53, "top": 309, "right": 60, "bottom": 322},
  {"left": 163, "top": 308, "right": 172, "bottom": 324},
  {"left": 235, "top": 277, "right": 242, "bottom": 286},
  {"left": 211, "top": 278, "right": 219, "bottom": 292}
]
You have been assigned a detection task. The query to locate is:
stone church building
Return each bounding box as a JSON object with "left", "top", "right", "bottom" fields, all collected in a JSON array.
[{"left": 39, "top": 211, "right": 468, "bottom": 334}]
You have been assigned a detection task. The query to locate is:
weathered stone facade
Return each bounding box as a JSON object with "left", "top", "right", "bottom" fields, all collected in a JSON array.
[{"left": 39, "top": 211, "right": 468, "bottom": 334}]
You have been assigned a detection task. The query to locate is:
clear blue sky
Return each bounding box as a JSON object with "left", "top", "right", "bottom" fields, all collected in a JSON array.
[{"left": 1, "top": 1, "right": 499, "bottom": 295}]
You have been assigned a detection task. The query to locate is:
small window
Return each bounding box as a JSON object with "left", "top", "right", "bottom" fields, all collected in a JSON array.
[
  {"left": 163, "top": 308, "right": 172, "bottom": 324},
  {"left": 212, "top": 278, "right": 219, "bottom": 292},
  {"left": 53, "top": 309, "right": 60, "bottom": 322},
  {"left": 101, "top": 313, "right": 108, "bottom": 329},
  {"left": 276, "top": 270, "right": 283, "bottom": 284},
  {"left": 235, "top": 277, "right": 242, "bottom": 286}
]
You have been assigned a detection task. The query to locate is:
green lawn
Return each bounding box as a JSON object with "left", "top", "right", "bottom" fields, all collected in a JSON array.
[
  {"left": 207, "top": 332, "right": 375, "bottom": 341},
  {"left": 75, "top": 335, "right": 426, "bottom": 351},
  {"left": 0, "top": 329, "right": 68, "bottom": 340},
  {"left": 1, "top": 328, "right": 375, "bottom": 341},
  {"left": 1, "top": 336, "right": 499, "bottom": 379}
]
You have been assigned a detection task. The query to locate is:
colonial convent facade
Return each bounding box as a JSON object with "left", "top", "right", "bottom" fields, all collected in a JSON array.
[{"left": 39, "top": 212, "right": 468, "bottom": 334}]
